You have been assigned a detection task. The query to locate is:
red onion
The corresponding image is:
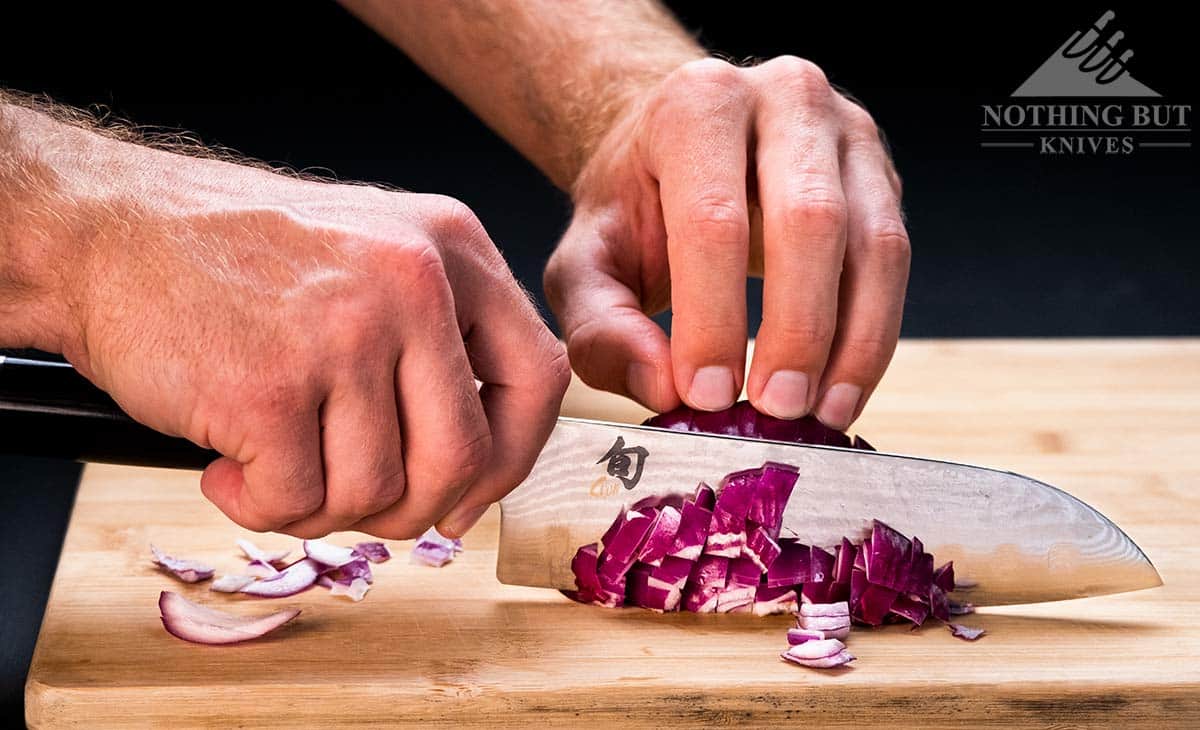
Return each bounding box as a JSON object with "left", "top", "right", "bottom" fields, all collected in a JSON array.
[
  {"left": 328, "top": 577, "right": 371, "bottom": 602},
  {"left": 780, "top": 638, "right": 855, "bottom": 668},
  {"left": 150, "top": 545, "right": 215, "bottom": 583},
  {"left": 236, "top": 539, "right": 290, "bottom": 566},
  {"left": 239, "top": 558, "right": 321, "bottom": 598},
  {"left": 644, "top": 400, "right": 873, "bottom": 450},
  {"left": 353, "top": 541, "right": 391, "bottom": 563},
  {"left": 159, "top": 591, "right": 299, "bottom": 645},
  {"left": 303, "top": 539, "right": 358, "bottom": 568},
  {"left": 209, "top": 574, "right": 256, "bottom": 593},
  {"left": 410, "top": 527, "right": 464, "bottom": 567}
]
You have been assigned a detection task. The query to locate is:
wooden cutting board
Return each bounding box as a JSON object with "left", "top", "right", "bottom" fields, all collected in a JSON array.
[{"left": 25, "top": 340, "right": 1200, "bottom": 727}]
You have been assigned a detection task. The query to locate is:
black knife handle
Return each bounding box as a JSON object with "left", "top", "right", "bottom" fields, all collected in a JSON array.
[{"left": 0, "top": 356, "right": 218, "bottom": 469}]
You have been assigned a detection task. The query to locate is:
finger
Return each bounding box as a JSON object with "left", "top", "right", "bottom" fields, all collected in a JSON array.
[
  {"left": 200, "top": 404, "right": 325, "bottom": 533},
  {"left": 434, "top": 226, "right": 570, "bottom": 537},
  {"left": 813, "top": 105, "right": 910, "bottom": 430},
  {"left": 544, "top": 215, "right": 678, "bottom": 412},
  {"left": 278, "top": 368, "right": 406, "bottom": 539},
  {"left": 351, "top": 245, "right": 491, "bottom": 540},
  {"left": 745, "top": 56, "right": 847, "bottom": 421},
  {"left": 649, "top": 59, "right": 754, "bottom": 412}
]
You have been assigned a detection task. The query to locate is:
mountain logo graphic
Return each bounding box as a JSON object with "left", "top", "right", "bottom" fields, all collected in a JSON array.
[{"left": 1013, "top": 10, "right": 1160, "bottom": 97}]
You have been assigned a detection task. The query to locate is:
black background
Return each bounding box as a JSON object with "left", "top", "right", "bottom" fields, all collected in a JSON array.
[{"left": 1, "top": 1, "right": 1195, "bottom": 722}]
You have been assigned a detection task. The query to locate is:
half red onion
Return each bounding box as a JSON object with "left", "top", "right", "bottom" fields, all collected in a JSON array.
[{"left": 159, "top": 591, "right": 299, "bottom": 645}]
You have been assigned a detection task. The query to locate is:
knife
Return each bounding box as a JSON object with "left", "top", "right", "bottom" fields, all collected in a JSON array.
[{"left": 0, "top": 355, "right": 1162, "bottom": 605}]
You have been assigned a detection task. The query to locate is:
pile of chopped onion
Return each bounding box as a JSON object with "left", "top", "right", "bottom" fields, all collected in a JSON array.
[{"left": 567, "top": 455, "right": 986, "bottom": 666}]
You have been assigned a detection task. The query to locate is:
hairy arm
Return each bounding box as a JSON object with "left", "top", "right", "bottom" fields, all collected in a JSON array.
[{"left": 339, "top": 0, "right": 703, "bottom": 190}]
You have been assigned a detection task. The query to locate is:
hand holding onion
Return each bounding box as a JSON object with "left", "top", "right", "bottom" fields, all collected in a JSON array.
[{"left": 545, "top": 57, "right": 911, "bottom": 429}]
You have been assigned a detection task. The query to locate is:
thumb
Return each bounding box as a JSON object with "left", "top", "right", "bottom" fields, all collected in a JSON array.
[{"left": 544, "top": 237, "right": 679, "bottom": 413}]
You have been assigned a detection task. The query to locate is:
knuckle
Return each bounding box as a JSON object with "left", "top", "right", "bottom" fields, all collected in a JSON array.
[
  {"left": 684, "top": 197, "right": 748, "bottom": 243},
  {"left": 781, "top": 195, "right": 847, "bottom": 237},
  {"left": 868, "top": 221, "right": 912, "bottom": 266},
  {"left": 448, "top": 430, "right": 493, "bottom": 486},
  {"left": 669, "top": 58, "right": 747, "bottom": 94},
  {"left": 835, "top": 334, "right": 899, "bottom": 379},
  {"left": 769, "top": 55, "right": 830, "bottom": 95},
  {"left": 544, "top": 340, "right": 573, "bottom": 398},
  {"left": 841, "top": 101, "right": 879, "bottom": 137},
  {"left": 426, "top": 194, "right": 487, "bottom": 241}
]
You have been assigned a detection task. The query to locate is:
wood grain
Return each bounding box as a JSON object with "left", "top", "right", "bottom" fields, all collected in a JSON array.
[{"left": 25, "top": 339, "right": 1200, "bottom": 728}]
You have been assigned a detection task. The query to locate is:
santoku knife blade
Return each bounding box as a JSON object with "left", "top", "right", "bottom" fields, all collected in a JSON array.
[{"left": 497, "top": 418, "right": 1161, "bottom": 606}]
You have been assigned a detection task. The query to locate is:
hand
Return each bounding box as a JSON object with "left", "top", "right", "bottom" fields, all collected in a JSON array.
[
  {"left": 544, "top": 57, "right": 909, "bottom": 429},
  {"left": 49, "top": 139, "right": 568, "bottom": 539}
]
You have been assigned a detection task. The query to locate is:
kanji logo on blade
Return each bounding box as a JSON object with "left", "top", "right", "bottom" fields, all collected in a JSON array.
[{"left": 597, "top": 436, "right": 648, "bottom": 490}]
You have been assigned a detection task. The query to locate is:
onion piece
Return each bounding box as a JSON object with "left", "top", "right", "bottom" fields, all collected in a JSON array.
[
  {"left": 159, "top": 591, "right": 299, "bottom": 645},
  {"left": 787, "top": 627, "right": 829, "bottom": 644},
  {"left": 667, "top": 500, "right": 713, "bottom": 561},
  {"left": 210, "top": 574, "right": 256, "bottom": 593},
  {"left": 635, "top": 505, "right": 682, "bottom": 566},
  {"left": 798, "top": 614, "right": 851, "bottom": 632},
  {"left": 949, "top": 600, "right": 976, "bottom": 615},
  {"left": 329, "top": 577, "right": 371, "bottom": 602},
  {"left": 753, "top": 585, "right": 798, "bottom": 616},
  {"left": 239, "top": 558, "right": 321, "bottom": 598},
  {"left": 948, "top": 623, "right": 986, "bottom": 641},
  {"left": 328, "top": 557, "right": 373, "bottom": 585},
  {"left": 780, "top": 638, "right": 856, "bottom": 668},
  {"left": 781, "top": 648, "right": 857, "bottom": 669},
  {"left": 150, "top": 545, "right": 215, "bottom": 583},
  {"left": 800, "top": 601, "right": 849, "bottom": 618},
  {"left": 245, "top": 560, "right": 280, "bottom": 578},
  {"left": 353, "top": 541, "right": 392, "bottom": 563},
  {"left": 303, "top": 539, "right": 359, "bottom": 568},
  {"left": 766, "top": 541, "right": 811, "bottom": 588},
  {"left": 236, "top": 538, "right": 290, "bottom": 566},
  {"left": 410, "top": 527, "right": 464, "bottom": 568},
  {"left": 597, "top": 510, "right": 655, "bottom": 582}
]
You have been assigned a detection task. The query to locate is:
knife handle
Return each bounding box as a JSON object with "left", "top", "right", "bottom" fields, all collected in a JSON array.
[{"left": 0, "top": 356, "right": 217, "bottom": 469}]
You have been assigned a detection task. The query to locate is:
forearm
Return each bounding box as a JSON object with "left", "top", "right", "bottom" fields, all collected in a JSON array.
[
  {"left": 340, "top": 0, "right": 704, "bottom": 191},
  {"left": 0, "top": 95, "right": 101, "bottom": 353}
]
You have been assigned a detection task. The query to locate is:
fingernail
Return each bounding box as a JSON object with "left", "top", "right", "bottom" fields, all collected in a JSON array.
[
  {"left": 760, "top": 370, "right": 811, "bottom": 419},
  {"left": 815, "top": 383, "right": 862, "bottom": 431},
  {"left": 626, "top": 361, "right": 659, "bottom": 407},
  {"left": 688, "top": 366, "right": 736, "bottom": 411},
  {"left": 445, "top": 503, "right": 490, "bottom": 537}
]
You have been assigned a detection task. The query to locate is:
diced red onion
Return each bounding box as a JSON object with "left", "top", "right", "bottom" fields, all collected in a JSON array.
[
  {"left": 781, "top": 648, "right": 857, "bottom": 668},
  {"left": 150, "top": 545, "right": 215, "bottom": 583},
  {"left": 328, "top": 577, "right": 371, "bottom": 602},
  {"left": 693, "top": 483, "right": 716, "bottom": 511},
  {"left": 727, "top": 556, "right": 763, "bottom": 588},
  {"left": 159, "top": 591, "right": 299, "bottom": 645},
  {"left": 667, "top": 500, "right": 713, "bottom": 561},
  {"left": 410, "top": 527, "right": 464, "bottom": 568},
  {"left": 949, "top": 600, "right": 976, "bottom": 615},
  {"left": 328, "top": 557, "right": 373, "bottom": 585},
  {"left": 948, "top": 623, "right": 986, "bottom": 641},
  {"left": 743, "top": 525, "right": 782, "bottom": 573},
  {"left": 353, "top": 541, "right": 392, "bottom": 563},
  {"left": 780, "top": 638, "right": 856, "bottom": 668},
  {"left": 715, "top": 585, "right": 756, "bottom": 613},
  {"left": 798, "top": 614, "right": 851, "bottom": 632},
  {"left": 598, "top": 510, "right": 655, "bottom": 583},
  {"left": 236, "top": 538, "right": 290, "bottom": 566},
  {"left": 239, "top": 558, "right": 321, "bottom": 598},
  {"left": 635, "top": 505, "right": 682, "bottom": 566},
  {"left": 888, "top": 593, "right": 930, "bottom": 625},
  {"left": 753, "top": 585, "right": 798, "bottom": 616},
  {"left": 766, "top": 540, "right": 811, "bottom": 588},
  {"left": 800, "top": 601, "right": 849, "bottom": 618}
]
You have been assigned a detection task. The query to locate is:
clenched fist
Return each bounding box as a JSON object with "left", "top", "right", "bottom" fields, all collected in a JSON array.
[{"left": 1, "top": 105, "right": 568, "bottom": 539}]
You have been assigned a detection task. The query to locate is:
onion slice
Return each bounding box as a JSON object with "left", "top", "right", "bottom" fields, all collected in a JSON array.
[
  {"left": 239, "top": 558, "right": 321, "bottom": 598},
  {"left": 150, "top": 545, "right": 215, "bottom": 583},
  {"left": 159, "top": 591, "right": 299, "bottom": 645},
  {"left": 303, "top": 539, "right": 359, "bottom": 568},
  {"left": 236, "top": 538, "right": 290, "bottom": 565},
  {"left": 210, "top": 574, "right": 256, "bottom": 593},
  {"left": 328, "top": 577, "right": 371, "bottom": 602}
]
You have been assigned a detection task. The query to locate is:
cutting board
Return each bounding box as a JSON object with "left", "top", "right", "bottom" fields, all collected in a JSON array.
[{"left": 24, "top": 340, "right": 1200, "bottom": 727}]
